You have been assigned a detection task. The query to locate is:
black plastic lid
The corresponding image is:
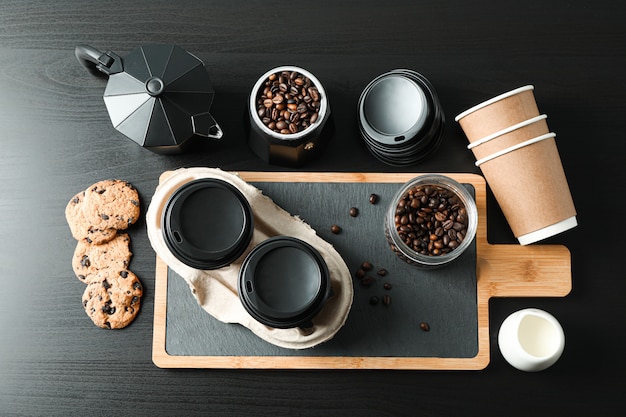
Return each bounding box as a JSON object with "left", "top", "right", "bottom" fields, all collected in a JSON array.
[
  {"left": 357, "top": 69, "right": 445, "bottom": 166},
  {"left": 238, "top": 236, "right": 332, "bottom": 329},
  {"left": 361, "top": 74, "right": 429, "bottom": 144},
  {"left": 162, "top": 178, "right": 254, "bottom": 270}
]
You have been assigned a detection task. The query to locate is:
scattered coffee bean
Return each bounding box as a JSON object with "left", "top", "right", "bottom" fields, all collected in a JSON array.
[
  {"left": 419, "top": 322, "right": 430, "bottom": 331},
  {"left": 369, "top": 193, "right": 379, "bottom": 204},
  {"left": 355, "top": 268, "right": 366, "bottom": 279},
  {"left": 256, "top": 70, "right": 321, "bottom": 135},
  {"left": 349, "top": 207, "right": 359, "bottom": 217},
  {"left": 330, "top": 224, "right": 341, "bottom": 234},
  {"left": 382, "top": 294, "right": 391, "bottom": 306},
  {"left": 361, "top": 261, "right": 373, "bottom": 271},
  {"left": 360, "top": 276, "right": 375, "bottom": 287},
  {"left": 394, "top": 184, "right": 468, "bottom": 256},
  {"left": 377, "top": 268, "right": 388, "bottom": 276},
  {"left": 369, "top": 296, "right": 379, "bottom": 305},
  {"left": 383, "top": 282, "right": 392, "bottom": 290}
]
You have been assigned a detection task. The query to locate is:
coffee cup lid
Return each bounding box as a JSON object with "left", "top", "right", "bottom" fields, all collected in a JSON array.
[
  {"left": 238, "top": 236, "right": 331, "bottom": 329},
  {"left": 357, "top": 69, "right": 445, "bottom": 166},
  {"left": 162, "top": 178, "right": 254, "bottom": 270},
  {"left": 359, "top": 73, "right": 428, "bottom": 145}
]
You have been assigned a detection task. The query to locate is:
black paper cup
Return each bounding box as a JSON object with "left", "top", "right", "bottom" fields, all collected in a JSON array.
[
  {"left": 238, "top": 236, "right": 332, "bottom": 329},
  {"left": 162, "top": 178, "right": 254, "bottom": 270}
]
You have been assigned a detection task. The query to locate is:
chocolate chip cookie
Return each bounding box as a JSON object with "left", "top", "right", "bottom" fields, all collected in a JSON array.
[
  {"left": 72, "top": 233, "right": 132, "bottom": 284},
  {"left": 81, "top": 179, "right": 140, "bottom": 232},
  {"left": 65, "top": 191, "right": 117, "bottom": 244},
  {"left": 82, "top": 268, "right": 143, "bottom": 329}
]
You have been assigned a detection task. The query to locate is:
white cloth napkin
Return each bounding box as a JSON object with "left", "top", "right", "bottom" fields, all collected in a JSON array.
[{"left": 146, "top": 167, "right": 353, "bottom": 349}]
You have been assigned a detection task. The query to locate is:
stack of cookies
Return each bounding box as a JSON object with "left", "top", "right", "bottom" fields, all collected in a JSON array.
[{"left": 65, "top": 179, "right": 143, "bottom": 329}]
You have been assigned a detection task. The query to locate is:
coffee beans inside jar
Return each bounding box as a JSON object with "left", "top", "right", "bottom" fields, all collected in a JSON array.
[
  {"left": 394, "top": 184, "right": 469, "bottom": 256},
  {"left": 386, "top": 175, "right": 477, "bottom": 268},
  {"left": 256, "top": 70, "right": 321, "bottom": 135}
]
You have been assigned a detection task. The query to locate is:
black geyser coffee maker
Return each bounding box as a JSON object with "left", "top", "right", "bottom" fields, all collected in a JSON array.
[{"left": 75, "top": 44, "right": 223, "bottom": 154}]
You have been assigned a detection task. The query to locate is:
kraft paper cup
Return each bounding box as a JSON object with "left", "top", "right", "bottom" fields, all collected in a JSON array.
[
  {"left": 477, "top": 133, "right": 577, "bottom": 245},
  {"left": 468, "top": 114, "right": 549, "bottom": 161},
  {"left": 456, "top": 86, "right": 577, "bottom": 245},
  {"left": 455, "top": 85, "right": 539, "bottom": 142}
]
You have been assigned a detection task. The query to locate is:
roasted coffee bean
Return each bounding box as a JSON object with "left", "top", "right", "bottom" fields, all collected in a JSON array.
[
  {"left": 330, "top": 224, "right": 341, "bottom": 234},
  {"left": 349, "top": 207, "right": 359, "bottom": 217},
  {"left": 355, "top": 269, "right": 366, "bottom": 279},
  {"left": 361, "top": 276, "right": 375, "bottom": 287},
  {"left": 256, "top": 70, "right": 321, "bottom": 134},
  {"left": 377, "top": 268, "right": 388, "bottom": 277},
  {"left": 419, "top": 322, "right": 430, "bottom": 331},
  {"left": 393, "top": 184, "right": 469, "bottom": 256},
  {"left": 369, "top": 193, "right": 379, "bottom": 204},
  {"left": 382, "top": 294, "right": 391, "bottom": 306},
  {"left": 361, "top": 261, "right": 373, "bottom": 271},
  {"left": 383, "top": 282, "right": 392, "bottom": 290},
  {"left": 369, "top": 296, "right": 380, "bottom": 305}
]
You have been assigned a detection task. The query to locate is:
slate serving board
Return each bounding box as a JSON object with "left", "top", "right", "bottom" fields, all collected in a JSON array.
[{"left": 152, "top": 172, "right": 572, "bottom": 370}]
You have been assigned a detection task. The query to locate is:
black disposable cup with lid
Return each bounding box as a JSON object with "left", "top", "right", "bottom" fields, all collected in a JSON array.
[
  {"left": 161, "top": 178, "right": 254, "bottom": 270},
  {"left": 357, "top": 69, "right": 445, "bottom": 166},
  {"left": 238, "top": 236, "right": 333, "bottom": 329}
]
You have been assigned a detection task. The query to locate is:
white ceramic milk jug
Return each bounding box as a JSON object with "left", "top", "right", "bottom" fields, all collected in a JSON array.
[{"left": 497, "top": 308, "right": 565, "bottom": 372}]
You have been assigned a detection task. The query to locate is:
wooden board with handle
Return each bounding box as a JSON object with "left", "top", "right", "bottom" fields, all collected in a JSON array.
[{"left": 152, "top": 172, "right": 571, "bottom": 370}]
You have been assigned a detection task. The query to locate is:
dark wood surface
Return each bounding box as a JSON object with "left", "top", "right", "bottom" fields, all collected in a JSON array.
[{"left": 1, "top": 1, "right": 623, "bottom": 415}]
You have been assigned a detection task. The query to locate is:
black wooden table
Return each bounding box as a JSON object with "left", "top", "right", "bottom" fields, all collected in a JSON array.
[{"left": 1, "top": 1, "right": 623, "bottom": 415}]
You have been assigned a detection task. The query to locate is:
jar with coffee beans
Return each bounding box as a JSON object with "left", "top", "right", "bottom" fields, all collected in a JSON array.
[
  {"left": 385, "top": 174, "right": 478, "bottom": 268},
  {"left": 248, "top": 66, "right": 332, "bottom": 167}
]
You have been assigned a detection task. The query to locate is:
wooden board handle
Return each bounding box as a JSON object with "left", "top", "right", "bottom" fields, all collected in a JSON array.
[{"left": 478, "top": 243, "right": 571, "bottom": 298}]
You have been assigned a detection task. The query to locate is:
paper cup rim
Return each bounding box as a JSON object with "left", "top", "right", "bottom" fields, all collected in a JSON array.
[
  {"left": 455, "top": 85, "right": 535, "bottom": 122},
  {"left": 467, "top": 114, "right": 548, "bottom": 150},
  {"left": 517, "top": 216, "right": 577, "bottom": 245},
  {"left": 474, "top": 132, "right": 556, "bottom": 167}
]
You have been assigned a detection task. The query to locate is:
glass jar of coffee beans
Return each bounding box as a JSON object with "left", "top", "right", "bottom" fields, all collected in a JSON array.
[{"left": 385, "top": 174, "right": 478, "bottom": 268}]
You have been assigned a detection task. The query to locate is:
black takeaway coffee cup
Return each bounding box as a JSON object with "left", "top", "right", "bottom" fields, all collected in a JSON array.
[
  {"left": 357, "top": 69, "right": 445, "bottom": 166},
  {"left": 161, "top": 178, "right": 254, "bottom": 270},
  {"left": 238, "top": 236, "right": 333, "bottom": 329}
]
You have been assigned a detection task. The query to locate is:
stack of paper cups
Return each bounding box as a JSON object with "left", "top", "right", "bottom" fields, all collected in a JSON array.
[{"left": 455, "top": 86, "right": 577, "bottom": 245}]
